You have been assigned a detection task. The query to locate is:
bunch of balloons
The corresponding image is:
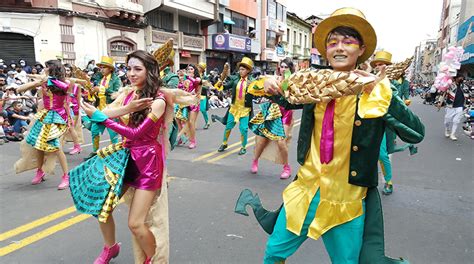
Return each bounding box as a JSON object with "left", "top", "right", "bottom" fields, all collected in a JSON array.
[{"left": 433, "top": 46, "right": 464, "bottom": 92}]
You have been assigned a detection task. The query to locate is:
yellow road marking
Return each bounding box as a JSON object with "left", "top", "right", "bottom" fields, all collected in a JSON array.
[
  {"left": 207, "top": 142, "right": 256, "bottom": 163},
  {"left": 0, "top": 206, "right": 76, "bottom": 242},
  {"left": 0, "top": 214, "right": 91, "bottom": 256},
  {"left": 207, "top": 121, "right": 301, "bottom": 163},
  {"left": 192, "top": 136, "right": 256, "bottom": 162},
  {"left": 193, "top": 118, "right": 301, "bottom": 162}
]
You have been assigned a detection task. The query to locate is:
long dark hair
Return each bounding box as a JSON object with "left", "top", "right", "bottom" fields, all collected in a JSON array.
[
  {"left": 280, "top": 58, "right": 295, "bottom": 74},
  {"left": 45, "top": 59, "right": 67, "bottom": 95},
  {"left": 126, "top": 50, "right": 163, "bottom": 126},
  {"left": 187, "top": 64, "right": 201, "bottom": 81}
]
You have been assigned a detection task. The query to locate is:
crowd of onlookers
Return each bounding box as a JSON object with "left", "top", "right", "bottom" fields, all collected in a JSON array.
[
  {"left": 0, "top": 58, "right": 236, "bottom": 145},
  {"left": 411, "top": 78, "right": 474, "bottom": 140}
]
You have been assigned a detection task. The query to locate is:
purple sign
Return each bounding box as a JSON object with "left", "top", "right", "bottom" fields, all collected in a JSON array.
[{"left": 212, "top": 34, "right": 252, "bottom": 53}]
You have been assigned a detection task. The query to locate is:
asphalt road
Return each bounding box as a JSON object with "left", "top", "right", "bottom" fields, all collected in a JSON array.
[{"left": 0, "top": 97, "right": 472, "bottom": 264}]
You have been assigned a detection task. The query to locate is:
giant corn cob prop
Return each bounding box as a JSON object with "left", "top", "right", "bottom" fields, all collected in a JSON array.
[
  {"left": 214, "top": 63, "right": 230, "bottom": 91},
  {"left": 282, "top": 69, "right": 376, "bottom": 104},
  {"left": 152, "top": 38, "right": 175, "bottom": 71},
  {"left": 385, "top": 57, "right": 413, "bottom": 81}
]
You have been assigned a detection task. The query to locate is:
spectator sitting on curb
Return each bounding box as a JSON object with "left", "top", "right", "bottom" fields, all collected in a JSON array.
[{"left": 7, "top": 101, "right": 30, "bottom": 136}]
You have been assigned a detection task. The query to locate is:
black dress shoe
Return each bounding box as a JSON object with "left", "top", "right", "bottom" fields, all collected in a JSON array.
[
  {"left": 238, "top": 148, "right": 247, "bottom": 155},
  {"left": 217, "top": 144, "right": 228, "bottom": 152},
  {"left": 83, "top": 152, "right": 97, "bottom": 161}
]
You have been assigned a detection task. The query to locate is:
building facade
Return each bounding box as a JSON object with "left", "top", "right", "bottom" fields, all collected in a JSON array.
[
  {"left": 285, "top": 12, "right": 312, "bottom": 70},
  {"left": 143, "top": 0, "right": 216, "bottom": 70},
  {"left": 435, "top": 0, "right": 462, "bottom": 66},
  {"left": 256, "top": 0, "right": 287, "bottom": 74},
  {"left": 304, "top": 15, "right": 325, "bottom": 67},
  {"left": 205, "top": 0, "right": 259, "bottom": 73},
  {"left": 456, "top": 0, "right": 473, "bottom": 76},
  {"left": 0, "top": 0, "right": 145, "bottom": 68}
]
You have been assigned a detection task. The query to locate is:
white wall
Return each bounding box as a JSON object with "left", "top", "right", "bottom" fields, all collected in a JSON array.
[
  {"left": 0, "top": 13, "right": 62, "bottom": 63},
  {"left": 73, "top": 17, "right": 145, "bottom": 68}
]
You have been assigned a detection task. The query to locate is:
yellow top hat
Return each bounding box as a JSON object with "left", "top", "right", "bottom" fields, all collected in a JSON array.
[
  {"left": 314, "top": 7, "right": 377, "bottom": 64},
  {"left": 370, "top": 50, "right": 393, "bottom": 67},
  {"left": 197, "top": 63, "right": 207, "bottom": 71},
  {"left": 96, "top": 56, "right": 115, "bottom": 69},
  {"left": 237, "top": 57, "right": 254, "bottom": 71}
]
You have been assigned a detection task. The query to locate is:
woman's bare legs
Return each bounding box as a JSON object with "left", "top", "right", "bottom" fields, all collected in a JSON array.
[
  {"left": 188, "top": 111, "right": 198, "bottom": 141},
  {"left": 98, "top": 185, "right": 130, "bottom": 246},
  {"left": 128, "top": 188, "right": 158, "bottom": 258},
  {"left": 55, "top": 149, "right": 68, "bottom": 174},
  {"left": 253, "top": 136, "right": 270, "bottom": 160}
]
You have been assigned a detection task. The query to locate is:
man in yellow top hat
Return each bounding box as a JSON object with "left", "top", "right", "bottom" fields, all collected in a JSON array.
[
  {"left": 236, "top": 7, "right": 424, "bottom": 263},
  {"left": 85, "top": 56, "right": 122, "bottom": 160},
  {"left": 371, "top": 50, "right": 418, "bottom": 195},
  {"left": 215, "top": 57, "right": 255, "bottom": 155}
]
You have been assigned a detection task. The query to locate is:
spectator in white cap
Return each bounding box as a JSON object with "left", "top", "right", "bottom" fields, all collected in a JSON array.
[{"left": 6, "top": 71, "right": 17, "bottom": 85}]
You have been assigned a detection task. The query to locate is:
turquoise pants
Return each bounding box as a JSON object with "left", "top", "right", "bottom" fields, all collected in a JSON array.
[
  {"left": 222, "top": 113, "right": 249, "bottom": 148},
  {"left": 200, "top": 97, "right": 209, "bottom": 124},
  {"left": 264, "top": 191, "right": 365, "bottom": 264},
  {"left": 91, "top": 122, "right": 119, "bottom": 152},
  {"left": 379, "top": 133, "right": 392, "bottom": 183}
]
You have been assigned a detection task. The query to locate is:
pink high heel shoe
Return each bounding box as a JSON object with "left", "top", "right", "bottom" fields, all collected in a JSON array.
[
  {"left": 31, "top": 169, "right": 46, "bottom": 185},
  {"left": 57, "top": 173, "right": 69, "bottom": 190},
  {"left": 69, "top": 144, "right": 82, "bottom": 155},
  {"left": 93, "top": 243, "right": 121, "bottom": 264},
  {"left": 188, "top": 139, "right": 197, "bottom": 149},
  {"left": 280, "top": 164, "right": 291, "bottom": 179},
  {"left": 251, "top": 159, "right": 258, "bottom": 174}
]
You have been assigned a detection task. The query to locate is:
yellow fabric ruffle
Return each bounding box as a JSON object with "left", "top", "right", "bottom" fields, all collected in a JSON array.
[
  {"left": 229, "top": 104, "right": 251, "bottom": 122},
  {"left": 283, "top": 95, "right": 367, "bottom": 239},
  {"left": 357, "top": 77, "right": 392, "bottom": 118},
  {"left": 97, "top": 74, "right": 111, "bottom": 110}
]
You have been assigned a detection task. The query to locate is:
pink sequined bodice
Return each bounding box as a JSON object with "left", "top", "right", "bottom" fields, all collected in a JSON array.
[
  {"left": 42, "top": 86, "right": 68, "bottom": 120},
  {"left": 178, "top": 76, "right": 200, "bottom": 94}
]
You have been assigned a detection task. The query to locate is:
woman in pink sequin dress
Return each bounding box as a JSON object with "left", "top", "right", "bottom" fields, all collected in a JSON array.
[{"left": 78, "top": 50, "right": 167, "bottom": 264}]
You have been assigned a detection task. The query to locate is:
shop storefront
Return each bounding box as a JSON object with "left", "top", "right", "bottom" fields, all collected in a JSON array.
[
  {"left": 208, "top": 33, "right": 255, "bottom": 73},
  {"left": 148, "top": 28, "right": 205, "bottom": 70},
  {"left": 108, "top": 37, "right": 136, "bottom": 65}
]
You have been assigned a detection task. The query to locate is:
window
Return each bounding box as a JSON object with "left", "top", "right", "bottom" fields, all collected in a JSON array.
[
  {"left": 231, "top": 12, "right": 247, "bottom": 36},
  {"left": 293, "top": 31, "right": 297, "bottom": 45},
  {"left": 282, "top": 6, "right": 287, "bottom": 23},
  {"left": 276, "top": 3, "right": 282, "bottom": 21},
  {"left": 147, "top": 10, "right": 174, "bottom": 31},
  {"left": 287, "top": 28, "right": 290, "bottom": 42},
  {"left": 61, "top": 42, "right": 74, "bottom": 52},
  {"left": 299, "top": 32, "right": 302, "bottom": 46},
  {"left": 267, "top": 0, "right": 276, "bottom": 19},
  {"left": 179, "top": 15, "right": 199, "bottom": 35},
  {"left": 266, "top": 30, "right": 277, "bottom": 48},
  {"left": 304, "top": 35, "right": 307, "bottom": 48},
  {"left": 60, "top": 25, "right": 73, "bottom": 35}
]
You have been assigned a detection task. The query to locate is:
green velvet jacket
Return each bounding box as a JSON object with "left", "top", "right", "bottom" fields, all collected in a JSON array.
[
  {"left": 105, "top": 73, "right": 122, "bottom": 104},
  {"left": 162, "top": 68, "right": 179, "bottom": 89},
  {"left": 273, "top": 90, "right": 425, "bottom": 188},
  {"left": 384, "top": 85, "right": 417, "bottom": 155},
  {"left": 391, "top": 78, "right": 410, "bottom": 101},
  {"left": 222, "top": 75, "right": 255, "bottom": 108}
]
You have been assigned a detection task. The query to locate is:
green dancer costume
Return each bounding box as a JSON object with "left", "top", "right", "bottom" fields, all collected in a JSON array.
[
  {"left": 87, "top": 56, "right": 121, "bottom": 160},
  {"left": 215, "top": 57, "right": 256, "bottom": 155},
  {"left": 234, "top": 8, "right": 424, "bottom": 264},
  {"left": 371, "top": 51, "right": 418, "bottom": 195}
]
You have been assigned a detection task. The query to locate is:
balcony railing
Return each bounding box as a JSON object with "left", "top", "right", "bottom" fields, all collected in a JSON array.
[{"left": 292, "top": 44, "right": 301, "bottom": 57}]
